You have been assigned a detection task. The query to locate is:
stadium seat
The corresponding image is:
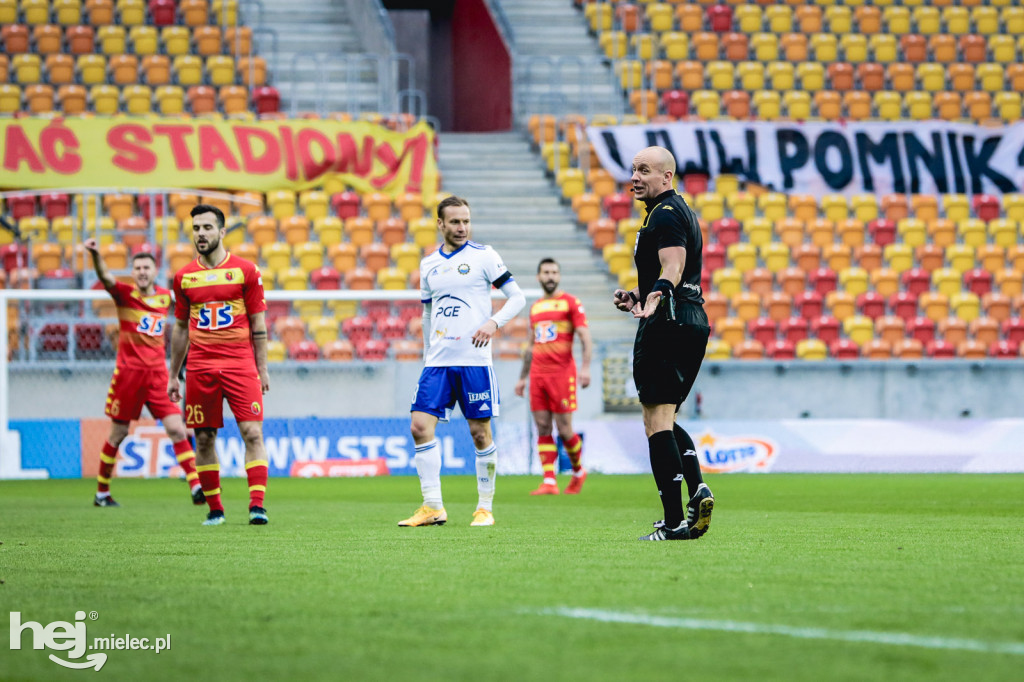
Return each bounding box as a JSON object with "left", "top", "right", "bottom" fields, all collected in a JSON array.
[
  {"left": 796, "top": 338, "right": 827, "bottom": 360},
  {"left": 86, "top": 0, "right": 114, "bottom": 24}
]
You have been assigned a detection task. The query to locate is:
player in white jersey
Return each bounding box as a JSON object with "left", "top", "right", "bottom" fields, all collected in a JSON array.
[{"left": 399, "top": 196, "right": 526, "bottom": 528}]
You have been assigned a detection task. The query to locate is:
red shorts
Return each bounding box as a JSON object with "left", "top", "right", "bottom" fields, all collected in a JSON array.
[
  {"left": 106, "top": 366, "right": 179, "bottom": 422},
  {"left": 184, "top": 367, "right": 264, "bottom": 429},
  {"left": 529, "top": 368, "right": 578, "bottom": 414}
]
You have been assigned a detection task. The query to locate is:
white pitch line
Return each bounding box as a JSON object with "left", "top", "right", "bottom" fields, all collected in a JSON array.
[{"left": 540, "top": 608, "right": 1024, "bottom": 656}]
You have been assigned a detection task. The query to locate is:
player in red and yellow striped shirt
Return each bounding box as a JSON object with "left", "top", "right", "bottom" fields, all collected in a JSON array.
[
  {"left": 84, "top": 238, "right": 203, "bottom": 508},
  {"left": 168, "top": 204, "right": 270, "bottom": 527},
  {"left": 514, "top": 258, "right": 593, "bottom": 495}
]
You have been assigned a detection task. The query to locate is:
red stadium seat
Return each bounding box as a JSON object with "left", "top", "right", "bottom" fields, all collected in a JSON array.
[
  {"left": 830, "top": 339, "right": 860, "bottom": 360},
  {"left": 926, "top": 340, "right": 956, "bottom": 358},
  {"left": 288, "top": 340, "right": 320, "bottom": 361},
  {"left": 856, "top": 291, "right": 886, "bottom": 320},
  {"left": 148, "top": 0, "right": 176, "bottom": 26},
  {"left": 748, "top": 317, "right": 777, "bottom": 346},
  {"left": 603, "top": 193, "right": 633, "bottom": 222},
  {"left": 341, "top": 316, "right": 374, "bottom": 343},
  {"left": 973, "top": 195, "right": 1000, "bottom": 222},
  {"left": 712, "top": 218, "right": 741, "bottom": 246},
  {"left": 356, "top": 339, "right": 389, "bottom": 361},
  {"left": 376, "top": 316, "right": 406, "bottom": 340},
  {"left": 889, "top": 292, "right": 919, "bottom": 322},
  {"left": 908, "top": 317, "right": 937, "bottom": 345},
  {"left": 795, "top": 291, "right": 824, "bottom": 321},
  {"left": 901, "top": 268, "right": 931, "bottom": 297},
  {"left": 991, "top": 340, "right": 1019, "bottom": 359},
  {"left": 765, "top": 340, "right": 795, "bottom": 360},
  {"left": 811, "top": 315, "right": 840, "bottom": 345},
  {"left": 331, "top": 191, "right": 361, "bottom": 219},
  {"left": 867, "top": 219, "right": 896, "bottom": 246},
  {"left": 780, "top": 316, "right": 809, "bottom": 344},
  {"left": 704, "top": 243, "right": 726, "bottom": 270},
  {"left": 808, "top": 268, "right": 838, "bottom": 296},
  {"left": 253, "top": 86, "right": 280, "bottom": 114},
  {"left": 310, "top": 267, "right": 342, "bottom": 290},
  {"left": 1002, "top": 318, "right": 1024, "bottom": 345},
  {"left": 662, "top": 90, "right": 689, "bottom": 119},
  {"left": 963, "top": 269, "right": 993, "bottom": 297}
]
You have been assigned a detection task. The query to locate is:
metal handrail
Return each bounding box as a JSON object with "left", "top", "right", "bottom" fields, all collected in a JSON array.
[{"left": 289, "top": 52, "right": 326, "bottom": 116}]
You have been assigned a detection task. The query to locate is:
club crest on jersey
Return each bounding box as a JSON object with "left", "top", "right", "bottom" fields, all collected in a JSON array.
[
  {"left": 225, "top": 271, "right": 234, "bottom": 281},
  {"left": 251, "top": 402, "right": 261, "bottom": 415},
  {"left": 457, "top": 263, "right": 471, "bottom": 275}
]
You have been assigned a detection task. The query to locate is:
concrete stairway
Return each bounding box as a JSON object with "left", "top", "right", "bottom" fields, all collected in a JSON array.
[
  {"left": 256, "top": 0, "right": 383, "bottom": 115},
  {"left": 499, "top": 0, "right": 623, "bottom": 122},
  {"left": 437, "top": 132, "right": 633, "bottom": 340}
]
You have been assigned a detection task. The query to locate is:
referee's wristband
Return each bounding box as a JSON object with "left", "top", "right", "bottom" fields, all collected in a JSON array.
[
  {"left": 651, "top": 279, "right": 675, "bottom": 296},
  {"left": 627, "top": 291, "right": 639, "bottom": 305}
]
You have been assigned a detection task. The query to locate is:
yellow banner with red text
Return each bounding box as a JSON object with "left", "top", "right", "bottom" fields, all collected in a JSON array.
[{"left": 0, "top": 118, "right": 438, "bottom": 197}]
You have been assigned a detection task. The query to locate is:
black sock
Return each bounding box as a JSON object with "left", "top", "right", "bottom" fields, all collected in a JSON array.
[
  {"left": 674, "top": 424, "right": 704, "bottom": 498},
  {"left": 648, "top": 430, "right": 684, "bottom": 529}
]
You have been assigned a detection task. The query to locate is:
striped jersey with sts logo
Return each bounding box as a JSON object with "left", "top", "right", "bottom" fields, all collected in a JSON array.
[
  {"left": 173, "top": 253, "right": 267, "bottom": 371},
  {"left": 420, "top": 240, "right": 512, "bottom": 367},
  {"left": 106, "top": 281, "right": 172, "bottom": 370},
  {"left": 528, "top": 292, "right": 588, "bottom": 374}
]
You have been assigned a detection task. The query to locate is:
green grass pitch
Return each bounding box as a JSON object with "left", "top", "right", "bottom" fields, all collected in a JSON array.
[{"left": 1, "top": 474, "right": 1022, "bottom": 682}]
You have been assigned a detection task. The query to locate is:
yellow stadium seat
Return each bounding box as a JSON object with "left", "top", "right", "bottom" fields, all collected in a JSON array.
[
  {"left": 743, "top": 217, "right": 772, "bottom": 247},
  {"left": 122, "top": 84, "right": 151, "bottom": 114},
  {"left": 13, "top": 54, "right": 41, "bottom": 84},
  {"left": 211, "top": 0, "right": 237, "bottom": 25},
  {"left": 767, "top": 62, "right": 795, "bottom": 91},
  {"left": 840, "top": 267, "right": 869, "bottom": 296},
  {"left": 826, "top": 6, "right": 852, "bottom": 35},
  {"left": 951, "top": 292, "right": 980, "bottom": 322},
  {"left": 89, "top": 84, "right": 118, "bottom": 114},
  {"left": 990, "top": 35, "right": 1016, "bottom": 64},
  {"left": 291, "top": 242, "right": 322, "bottom": 272},
  {"left": 129, "top": 25, "right": 157, "bottom": 55},
  {"left": 707, "top": 62, "right": 734, "bottom": 91},
  {"left": 161, "top": 25, "right": 190, "bottom": 56},
  {"left": 97, "top": 25, "right": 126, "bottom": 55},
  {"left": 261, "top": 242, "right": 292, "bottom": 276},
  {"left": 618, "top": 269, "right": 638, "bottom": 293},
  {"left": 942, "top": 6, "right": 969, "bottom": 35},
  {"left": 796, "top": 338, "right": 827, "bottom": 360},
  {"left": 173, "top": 55, "right": 203, "bottom": 86},
  {"left": 705, "top": 339, "right": 732, "bottom": 360},
  {"left": 995, "top": 92, "right": 1022, "bottom": 123},
  {"left": 843, "top": 315, "right": 874, "bottom": 346},
  {"left": 753, "top": 91, "right": 781, "bottom": 120},
  {"left": 727, "top": 243, "right": 758, "bottom": 272},
  {"left": 207, "top": 55, "right": 235, "bottom": 87},
  {"left": 882, "top": 6, "right": 910, "bottom": 34},
  {"left": 971, "top": 6, "right": 998, "bottom": 35},
  {"left": 811, "top": 34, "right": 837, "bottom": 62},
  {"left": 266, "top": 190, "right": 296, "bottom": 220},
  {"left": 737, "top": 62, "right": 764, "bottom": 91},
  {"left": 1004, "top": 7, "right": 1024, "bottom": 36},
  {"left": 884, "top": 243, "right": 914, "bottom": 273},
  {"left": 766, "top": 5, "right": 793, "bottom": 33},
  {"left": 1003, "top": 194, "right": 1024, "bottom": 222},
  {"left": 913, "top": 7, "right": 940, "bottom": 35},
  {"left": 896, "top": 218, "right": 927, "bottom": 247},
  {"left": 759, "top": 193, "right": 788, "bottom": 221},
  {"left": 942, "top": 194, "right": 970, "bottom": 222},
  {"left": 377, "top": 267, "right": 407, "bottom": 291},
  {"left": 796, "top": 63, "right": 825, "bottom": 92},
  {"left": 761, "top": 243, "right": 790, "bottom": 273},
  {"left": 154, "top": 85, "right": 183, "bottom": 115},
  {"left": 976, "top": 64, "right": 1004, "bottom": 94},
  {"left": 22, "top": 0, "right": 49, "bottom": 24},
  {"left": 819, "top": 195, "right": 848, "bottom": 223},
  {"left": 617, "top": 60, "right": 643, "bottom": 90},
  {"left": 54, "top": 0, "right": 82, "bottom": 24},
  {"left": 695, "top": 192, "right": 724, "bottom": 222},
  {"left": 630, "top": 34, "right": 656, "bottom": 61},
  {"left": 783, "top": 91, "right": 811, "bottom": 119},
  {"left": 957, "top": 219, "right": 987, "bottom": 248},
  {"left": 916, "top": 63, "right": 945, "bottom": 92},
  {"left": 736, "top": 5, "right": 762, "bottom": 33},
  {"left": 660, "top": 32, "right": 689, "bottom": 60},
  {"left": 752, "top": 33, "right": 779, "bottom": 62},
  {"left": 840, "top": 34, "right": 867, "bottom": 63},
  {"left": 647, "top": 3, "right": 674, "bottom": 32},
  {"left": 904, "top": 91, "right": 932, "bottom": 121},
  {"left": 871, "top": 92, "right": 900, "bottom": 121},
  {"left": 932, "top": 267, "right": 962, "bottom": 297},
  {"left": 603, "top": 244, "right": 634, "bottom": 276},
  {"left": 117, "top": 0, "right": 145, "bottom": 25},
  {"left": 689, "top": 90, "right": 719, "bottom": 120},
  {"left": 947, "top": 244, "right": 976, "bottom": 273},
  {"left": 869, "top": 34, "right": 897, "bottom": 63}
]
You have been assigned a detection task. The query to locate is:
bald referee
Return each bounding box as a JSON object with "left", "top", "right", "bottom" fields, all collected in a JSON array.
[{"left": 612, "top": 146, "right": 714, "bottom": 541}]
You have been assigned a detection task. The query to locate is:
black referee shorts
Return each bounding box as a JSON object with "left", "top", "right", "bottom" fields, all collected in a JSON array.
[{"left": 632, "top": 301, "right": 710, "bottom": 408}]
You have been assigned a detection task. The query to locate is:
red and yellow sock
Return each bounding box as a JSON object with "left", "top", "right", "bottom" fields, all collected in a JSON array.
[
  {"left": 197, "top": 463, "right": 224, "bottom": 512},
  {"left": 97, "top": 441, "right": 118, "bottom": 494},
  {"left": 246, "top": 459, "right": 268, "bottom": 509},
  {"left": 565, "top": 433, "right": 583, "bottom": 473},
  {"left": 538, "top": 435, "right": 557, "bottom": 484},
  {"left": 172, "top": 439, "right": 199, "bottom": 490}
]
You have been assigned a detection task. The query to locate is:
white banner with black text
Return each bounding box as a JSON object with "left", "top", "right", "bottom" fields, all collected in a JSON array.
[{"left": 586, "top": 121, "right": 1024, "bottom": 198}]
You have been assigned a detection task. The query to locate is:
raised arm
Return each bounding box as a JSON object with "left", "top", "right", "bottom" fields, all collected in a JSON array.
[{"left": 84, "top": 238, "right": 117, "bottom": 289}]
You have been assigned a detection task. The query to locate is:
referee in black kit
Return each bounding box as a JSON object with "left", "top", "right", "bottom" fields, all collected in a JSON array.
[{"left": 612, "top": 146, "right": 715, "bottom": 541}]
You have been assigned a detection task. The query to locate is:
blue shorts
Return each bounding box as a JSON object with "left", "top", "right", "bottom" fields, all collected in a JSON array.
[{"left": 411, "top": 366, "right": 500, "bottom": 422}]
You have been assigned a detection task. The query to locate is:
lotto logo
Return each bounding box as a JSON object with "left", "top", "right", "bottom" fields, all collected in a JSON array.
[
  {"left": 136, "top": 314, "right": 165, "bottom": 337},
  {"left": 196, "top": 302, "right": 233, "bottom": 330}
]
